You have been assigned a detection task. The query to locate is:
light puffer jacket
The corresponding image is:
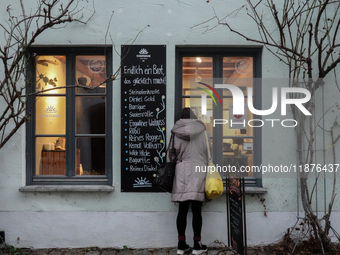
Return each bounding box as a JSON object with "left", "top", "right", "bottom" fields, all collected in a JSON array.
[{"left": 170, "top": 118, "right": 208, "bottom": 202}]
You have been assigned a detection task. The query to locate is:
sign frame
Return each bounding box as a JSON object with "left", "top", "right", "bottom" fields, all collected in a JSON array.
[{"left": 120, "top": 45, "right": 167, "bottom": 192}]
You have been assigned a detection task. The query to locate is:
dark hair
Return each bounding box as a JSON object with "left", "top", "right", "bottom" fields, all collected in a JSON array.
[{"left": 179, "top": 107, "right": 197, "bottom": 119}]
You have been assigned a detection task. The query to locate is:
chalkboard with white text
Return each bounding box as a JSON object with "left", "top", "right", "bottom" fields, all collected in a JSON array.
[{"left": 121, "top": 45, "right": 166, "bottom": 192}]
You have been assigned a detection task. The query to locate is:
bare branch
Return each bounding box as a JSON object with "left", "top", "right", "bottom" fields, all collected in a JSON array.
[
  {"left": 194, "top": 0, "right": 340, "bottom": 250},
  {"left": 27, "top": 75, "right": 116, "bottom": 96},
  {"left": 105, "top": 11, "right": 114, "bottom": 45},
  {"left": 0, "top": 0, "right": 95, "bottom": 149}
]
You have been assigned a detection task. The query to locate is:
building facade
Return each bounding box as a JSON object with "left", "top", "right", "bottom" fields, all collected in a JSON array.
[{"left": 1, "top": 0, "right": 340, "bottom": 249}]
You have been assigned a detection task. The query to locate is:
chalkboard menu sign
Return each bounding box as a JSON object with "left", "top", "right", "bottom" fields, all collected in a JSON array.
[
  {"left": 228, "top": 177, "right": 246, "bottom": 254},
  {"left": 121, "top": 45, "right": 166, "bottom": 192}
]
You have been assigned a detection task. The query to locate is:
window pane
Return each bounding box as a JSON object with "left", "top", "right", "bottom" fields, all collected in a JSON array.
[
  {"left": 182, "top": 57, "right": 213, "bottom": 95},
  {"left": 222, "top": 138, "right": 254, "bottom": 178},
  {"left": 223, "top": 98, "right": 253, "bottom": 136},
  {"left": 36, "top": 137, "right": 66, "bottom": 175},
  {"left": 36, "top": 56, "right": 66, "bottom": 94},
  {"left": 76, "top": 56, "right": 106, "bottom": 94},
  {"left": 76, "top": 137, "right": 105, "bottom": 175},
  {"left": 36, "top": 96, "right": 66, "bottom": 135},
  {"left": 76, "top": 96, "right": 106, "bottom": 134},
  {"left": 222, "top": 57, "right": 253, "bottom": 95}
]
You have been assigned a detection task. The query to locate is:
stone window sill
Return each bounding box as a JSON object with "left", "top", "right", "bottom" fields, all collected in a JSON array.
[
  {"left": 223, "top": 186, "right": 267, "bottom": 194},
  {"left": 19, "top": 185, "right": 114, "bottom": 192},
  {"left": 244, "top": 186, "right": 267, "bottom": 194},
  {"left": 19, "top": 185, "right": 264, "bottom": 194}
]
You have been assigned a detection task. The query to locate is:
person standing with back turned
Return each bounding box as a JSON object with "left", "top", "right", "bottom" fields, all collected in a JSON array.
[{"left": 169, "top": 108, "right": 209, "bottom": 255}]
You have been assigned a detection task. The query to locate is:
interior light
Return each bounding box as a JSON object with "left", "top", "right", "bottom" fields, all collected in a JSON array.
[{"left": 196, "top": 57, "right": 202, "bottom": 63}]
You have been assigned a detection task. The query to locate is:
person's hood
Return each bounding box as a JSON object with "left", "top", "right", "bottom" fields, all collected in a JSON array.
[{"left": 171, "top": 119, "right": 206, "bottom": 140}]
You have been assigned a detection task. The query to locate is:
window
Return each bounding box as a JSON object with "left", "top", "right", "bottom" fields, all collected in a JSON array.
[
  {"left": 175, "top": 47, "right": 262, "bottom": 186},
  {"left": 26, "top": 47, "right": 112, "bottom": 185}
]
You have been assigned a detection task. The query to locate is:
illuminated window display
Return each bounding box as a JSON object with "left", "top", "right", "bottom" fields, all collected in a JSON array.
[
  {"left": 177, "top": 48, "right": 262, "bottom": 185},
  {"left": 26, "top": 47, "right": 112, "bottom": 185}
]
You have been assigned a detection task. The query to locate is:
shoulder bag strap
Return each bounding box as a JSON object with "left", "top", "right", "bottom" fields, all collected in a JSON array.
[
  {"left": 167, "top": 133, "right": 177, "bottom": 163},
  {"left": 204, "top": 131, "right": 212, "bottom": 163}
]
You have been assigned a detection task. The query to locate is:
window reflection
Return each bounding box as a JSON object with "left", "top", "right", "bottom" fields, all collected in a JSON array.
[
  {"left": 181, "top": 56, "right": 255, "bottom": 178},
  {"left": 182, "top": 57, "right": 213, "bottom": 96},
  {"left": 76, "top": 96, "right": 106, "bottom": 134},
  {"left": 36, "top": 55, "right": 66, "bottom": 94},
  {"left": 76, "top": 55, "right": 106, "bottom": 94}
]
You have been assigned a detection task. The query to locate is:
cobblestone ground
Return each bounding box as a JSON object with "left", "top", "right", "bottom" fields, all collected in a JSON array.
[{"left": 0, "top": 247, "right": 260, "bottom": 255}]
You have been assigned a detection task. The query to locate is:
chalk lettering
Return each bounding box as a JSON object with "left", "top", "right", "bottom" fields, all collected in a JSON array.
[
  {"left": 133, "top": 77, "right": 152, "bottom": 86},
  {"left": 145, "top": 133, "right": 162, "bottom": 142},
  {"left": 129, "top": 150, "right": 138, "bottom": 156},
  {"left": 129, "top": 135, "right": 144, "bottom": 142},
  {"left": 124, "top": 78, "right": 131, "bottom": 84},
  {"left": 144, "top": 165, "right": 157, "bottom": 171},
  {"left": 153, "top": 77, "right": 166, "bottom": 85},
  {"left": 129, "top": 157, "right": 150, "bottom": 164},
  {"left": 124, "top": 65, "right": 143, "bottom": 75},
  {"left": 130, "top": 165, "right": 144, "bottom": 171},
  {"left": 129, "top": 143, "right": 142, "bottom": 149},
  {"left": 153, "top": 64, "right": 164, "bottom": 75},
  {"left": 144, "top": 96, "right": 155, "bottom": 102},
  {"left": 129, "top": 96, "right": 143, "bottom": 102},
  {"left": 129, "top": 127, "right": 141, "bottom": 134},
  {"left": 129, "top": 120, "right": 148, "bottom": 127},
  {"left": 129, "top": 104, "right": 146, "bottom": 111},
  {"left": 129, "top": 89, "right": 160, "bottom": 95},
  {"left": 129, "top": 111, "right": 154, "bottom": 118},
  {"left": 139, "top": 150, "right": 150, "bottom": 156},
  {"left": 148, "top": 118, "right": 165, "bottom": 126},
  {"left": 143, "top": 142, "right": 162, "bottom": 149}
]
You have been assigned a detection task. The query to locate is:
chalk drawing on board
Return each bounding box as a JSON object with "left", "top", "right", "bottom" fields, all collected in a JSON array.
[{"left": 133, "top": 177, "right": 152, "bottom": 188}]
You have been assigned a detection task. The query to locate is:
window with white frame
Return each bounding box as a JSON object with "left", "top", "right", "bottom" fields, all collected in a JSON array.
[{"left": 26, "top": 47, "right": 112, "bottom": 185}]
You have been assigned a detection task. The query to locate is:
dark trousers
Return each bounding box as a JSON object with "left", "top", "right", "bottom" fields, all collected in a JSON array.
[{"left": 177, "top": 200, "right": 203, "bottom": 238}]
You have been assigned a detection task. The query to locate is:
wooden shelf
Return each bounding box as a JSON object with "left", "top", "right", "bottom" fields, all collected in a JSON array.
[{"left": 39, "top": 149, "right": 80, "bottom": 175}]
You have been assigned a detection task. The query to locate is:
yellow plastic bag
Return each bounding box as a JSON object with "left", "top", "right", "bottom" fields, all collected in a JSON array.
[{"left": 205, "top": 162, "right": 223, "bottom": 199}]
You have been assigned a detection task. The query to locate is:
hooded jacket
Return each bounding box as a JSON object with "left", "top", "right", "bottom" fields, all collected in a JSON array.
[{"left": 170, "top": 118, "right": 208, "bottom": 202}]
